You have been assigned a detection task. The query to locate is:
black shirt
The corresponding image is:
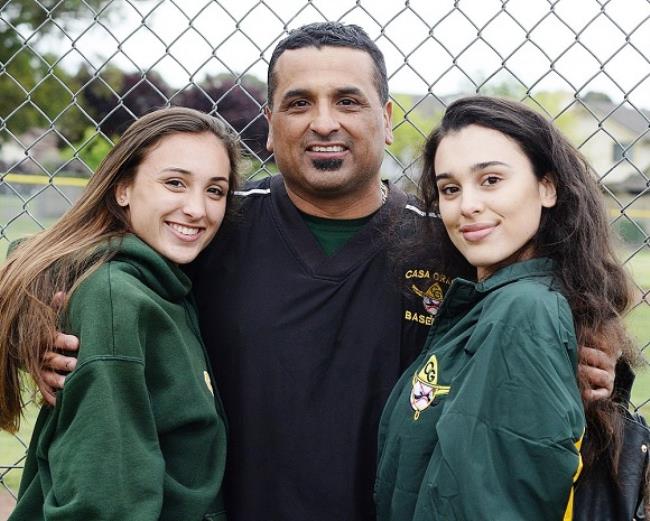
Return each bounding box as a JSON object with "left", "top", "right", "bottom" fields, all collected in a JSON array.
[{"left": 193, "top": 175, "right": 457, "bottom": 521}]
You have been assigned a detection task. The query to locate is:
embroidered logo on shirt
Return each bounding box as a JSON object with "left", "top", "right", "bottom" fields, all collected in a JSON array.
[
  {"left": 411, "top": 282, "right": 444, "bottom": 316},
  {"left": 403, "top": 270, "right": 450, "bottom": 326},
  {"left": 204, "top": 371, "right": 214, "bottom": 396},
  {"left": 410, "top": 354, "right": 450, "bottom": 420}
]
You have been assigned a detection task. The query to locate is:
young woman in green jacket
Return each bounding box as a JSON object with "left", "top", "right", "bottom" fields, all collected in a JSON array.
[
  {"left": 375, "top": 96, "right": 638, "bottom": 520},
  {"left": 0, "top": 107, "right": 240, "bottom": 520}
]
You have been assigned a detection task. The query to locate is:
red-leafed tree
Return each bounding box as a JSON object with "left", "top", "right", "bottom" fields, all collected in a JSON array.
[
  {"left": 77, "top": 67, "right": 172, "bottom": 138},
  {"left": 176, "top": 74, "right": 269, "bottom": 161}
]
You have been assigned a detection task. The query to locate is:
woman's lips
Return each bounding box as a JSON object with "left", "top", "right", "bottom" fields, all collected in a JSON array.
[
  {"left": 459, "top": 223, "right": 497, "bottom": 242},
  {"left": 166, "top": 221, "right": 204, "bottom": 242}
]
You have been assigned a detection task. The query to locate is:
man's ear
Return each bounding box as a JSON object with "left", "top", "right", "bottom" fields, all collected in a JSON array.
[
  {"left": 264, "top": 105, "right": 274, "bottom": 153},
  {"left": 539, "top": 174, "right": 557, "bottom": 208},
  {"left": 383, "top": 100, "right": 393, "bottom": 146}
]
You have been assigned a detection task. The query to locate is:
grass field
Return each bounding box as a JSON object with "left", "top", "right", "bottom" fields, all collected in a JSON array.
[
  {"left": 0, "top": 194, "right": 649, "bottom": 497},
  {"left": 626, "top": 249, "right": 650, "bottom": 414},
  {"left": 0, "top": 398, "right": 39, "bottom": 493},
  {"left": 0, "top": 195, "right": 56, "bottom": 260},
  {"left": 0, "top": 199, "right": 62, "bottom": 493}
]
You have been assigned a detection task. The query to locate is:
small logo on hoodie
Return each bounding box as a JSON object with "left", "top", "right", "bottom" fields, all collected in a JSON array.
[{"left": 204, "top": 371, "right": 214, "bottom": 396}]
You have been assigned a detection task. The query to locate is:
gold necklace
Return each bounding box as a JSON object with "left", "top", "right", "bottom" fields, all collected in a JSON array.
[{"left": 380, "top": 182, "right": 389, "bottom": 205}]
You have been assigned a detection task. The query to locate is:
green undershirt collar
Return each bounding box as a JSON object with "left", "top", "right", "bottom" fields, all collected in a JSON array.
[{"left": 300, "top": 211, "right": 376, "bottom": 256}]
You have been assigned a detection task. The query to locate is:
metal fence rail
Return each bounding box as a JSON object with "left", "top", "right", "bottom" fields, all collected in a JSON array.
[{"left": 1, "top": 0, "right": 649, "bottom": 508}]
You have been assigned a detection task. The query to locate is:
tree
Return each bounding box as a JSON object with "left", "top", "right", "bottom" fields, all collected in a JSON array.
[
  {"left": 1, "top": 1, "right": 107, "bottom": 59},
  {"left": 177, "top": 74, "right": 269, "bottom": 160},
  {"left": 388, "top": 94, "right": 442, "bottom": 165},
  {"left": 61, "top": 126, "right": 113, "bottom": 174},
  {"left": 0, "top": 0, "right": 107, "bottom": 139},
  {"left": 583, "top": 91, "right": 613, "bottom": 104},
  {"left": 478, "top": 80, "right": 580, "bottom": 142},
  {"left": 77, "top": 66, "right": 171, "bottom": 137}
]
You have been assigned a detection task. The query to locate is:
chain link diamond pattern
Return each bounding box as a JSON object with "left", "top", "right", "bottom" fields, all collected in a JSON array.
[{"left": 1, "top": 0, "right": 649, "bottom": 506}]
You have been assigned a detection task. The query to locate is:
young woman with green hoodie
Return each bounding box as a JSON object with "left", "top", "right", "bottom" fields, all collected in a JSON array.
[{"left": 0, "top": 107, "right": 240, "bottom": 521}]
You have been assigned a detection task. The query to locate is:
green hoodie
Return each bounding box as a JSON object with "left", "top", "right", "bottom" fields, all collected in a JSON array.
[
  {"left": 376, "top": 258, "right": 585, "bottom": 521},
  {"left": 10, "top": 235, "right": 227, "bottom": 521}
]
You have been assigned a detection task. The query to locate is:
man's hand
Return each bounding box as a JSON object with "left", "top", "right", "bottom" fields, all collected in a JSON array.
[
  {"left": 579, "top": 346, "right": 617, "bottom": 401},
  {"left": 37, "top": 333, "right": 79, "bottom": 406}
]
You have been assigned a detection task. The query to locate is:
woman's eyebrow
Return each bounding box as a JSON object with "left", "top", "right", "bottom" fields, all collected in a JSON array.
[{"left": 470, "top": 160, "right": 510, "bottom": 172}]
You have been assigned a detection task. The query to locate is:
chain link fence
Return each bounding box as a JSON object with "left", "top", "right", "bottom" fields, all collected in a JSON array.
[{"left": 1, "top": 0, "right": 649, "bottom": 511}]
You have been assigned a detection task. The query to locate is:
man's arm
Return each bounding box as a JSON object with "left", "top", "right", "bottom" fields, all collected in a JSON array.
[
  {"left": 35, "top": 291, "right": 79, "bottom": 405},
  {"left": 579, "top": 346, "right": 617, "bottom": 401},
  {"left": 37, "top": 333, "right": 78, "bottom": 405},
  {"left": 41, "top": 337, "right": 619, "bottom": 404}
]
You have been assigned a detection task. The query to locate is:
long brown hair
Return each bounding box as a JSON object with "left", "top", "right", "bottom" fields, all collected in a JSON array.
[
  {"left": 0, "top": 107, "right": 241, "bottom": 433},
  {"left": 419, "top": 95, "right": 638, "bottom": 473}
]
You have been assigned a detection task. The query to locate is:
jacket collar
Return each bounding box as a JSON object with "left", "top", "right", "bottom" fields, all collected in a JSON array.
[
  {"left": 437, "top": 258, "right": 557, "bottom": 319},
  {"left": 474, "top": 257, "right": 557, "bottom": 293}
]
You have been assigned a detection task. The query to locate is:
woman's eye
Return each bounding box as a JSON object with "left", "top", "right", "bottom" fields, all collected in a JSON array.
[
  {"left": 483, "top": 175, "right": 501, "bottom": 186},
  {"left": 439, "top": 185, "right": 459, "bottom": 195},
  {"left": 208, "top": 186, "right": 225, "bottom": 197}
]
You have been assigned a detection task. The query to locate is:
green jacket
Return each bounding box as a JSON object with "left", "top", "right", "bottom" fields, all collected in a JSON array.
[
  {"left": 10, "top": 235, "right": 227, "bottom": 521},
  {"left": 375, "top": 258, "right": 585, "bottom": 521}
]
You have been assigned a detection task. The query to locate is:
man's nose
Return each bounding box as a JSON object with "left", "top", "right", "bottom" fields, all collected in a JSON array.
[{"left": 309, "top": 103, "right": 341, "bottom": 136}]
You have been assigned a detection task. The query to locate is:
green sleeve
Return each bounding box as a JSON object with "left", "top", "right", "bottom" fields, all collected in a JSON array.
[
  {"left": 35, "top": 268, "right": 166, "bottom": 520},
  {"left": 39, "top": 359, "right": 165, "bottom": 520},
  {"left": 424, "top": 316, "right": 584, "bottom": 520}
]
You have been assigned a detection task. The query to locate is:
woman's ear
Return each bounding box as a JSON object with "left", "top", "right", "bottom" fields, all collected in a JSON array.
[
  {"left": 115, "top": 182, "right": 130, "bottom": 207},
  {"left": 539, "top": 174, "right": 557, "bottom": 208}
]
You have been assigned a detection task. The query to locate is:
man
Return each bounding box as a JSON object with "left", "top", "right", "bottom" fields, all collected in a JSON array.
[
  {"left": 44, "top": 22, "right": 614, "bottom": 521},
  {"left": 191, "top": 22, "right": 456, "bottom": 521}
]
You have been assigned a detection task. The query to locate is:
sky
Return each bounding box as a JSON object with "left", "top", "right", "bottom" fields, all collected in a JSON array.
[{"left": 30, "top": 0, "right": 650, "bottom": 109}]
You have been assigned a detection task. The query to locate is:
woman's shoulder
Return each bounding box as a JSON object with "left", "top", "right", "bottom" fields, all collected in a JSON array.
[
  {"left": 487, "top": 271, "right": 568, "bottom": 307},
  {"left": 64, "top": 258, "right": 165, "bottom": 363},
  {"left": 66, "top": 256, "right": 163, "bottom": 340},
  {"left": 482, "top": 276, "right": 574, "bottom": 337}
]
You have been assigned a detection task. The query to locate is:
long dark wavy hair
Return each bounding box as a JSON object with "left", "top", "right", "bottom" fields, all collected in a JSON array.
[{"left": 419, "top": 95, "right": 638, "bottom": 473}]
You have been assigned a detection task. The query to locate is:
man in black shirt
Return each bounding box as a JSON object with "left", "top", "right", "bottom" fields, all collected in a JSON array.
[{"left": 192, "top": 23, "right": 449, "bottom": 520}]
